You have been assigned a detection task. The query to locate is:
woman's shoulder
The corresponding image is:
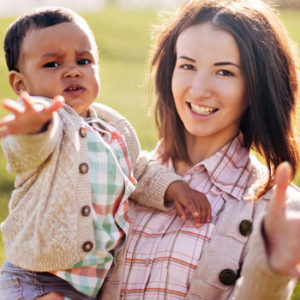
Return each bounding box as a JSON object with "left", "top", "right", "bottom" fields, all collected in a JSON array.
[{"left": 246, "top": 155, "right": 300, "bottom": 203}]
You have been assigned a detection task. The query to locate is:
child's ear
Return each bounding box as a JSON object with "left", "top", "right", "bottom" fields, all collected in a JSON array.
[{"left": 9, "top": 71, "right": 27, "bottom": 95}]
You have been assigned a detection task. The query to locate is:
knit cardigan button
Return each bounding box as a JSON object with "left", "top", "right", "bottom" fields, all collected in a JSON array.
[
  {"left": 82, "top": 241, "right": 93, "bottom": 252},
  {"left": 79, "top": 163, "right": 89, "bottom": 174},
  {"left": 239, "top": 220, "right": 253, "bottom": 236},
  {"left": 219, "top": 269, "right": 237, "bottom": 286},
  {"left": 81, "top": 205, "right": 91, "bottom": 217},
  {"left": 79, "top": 127, "right": 87, "bottom": 138}
]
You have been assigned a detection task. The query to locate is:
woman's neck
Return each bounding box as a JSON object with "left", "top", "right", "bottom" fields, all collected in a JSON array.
[{"left": 174, "top": 131, "right": 238, "bottom": 176}]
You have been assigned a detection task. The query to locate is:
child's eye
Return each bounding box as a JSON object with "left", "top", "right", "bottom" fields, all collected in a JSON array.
[
  {"left": 180, "top": 64, "right": 195, "bottom": 71},
  {"left": 77, "top": 59, "right": 91, "bottom": 65},
  {"left": 43, "top": 62, "right": 59, "bottom": 68},
  {"left": 218, "top": 70, "right": 234, "bottom": 77}
]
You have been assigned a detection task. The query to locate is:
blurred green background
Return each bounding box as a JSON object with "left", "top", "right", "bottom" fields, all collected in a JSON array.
[{"left": 0, "top": 4, "right": 299, "bottom": 299}]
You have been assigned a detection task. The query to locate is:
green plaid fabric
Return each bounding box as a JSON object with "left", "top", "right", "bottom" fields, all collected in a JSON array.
[{"left": 53, "top": 112, "right": 136, "bottom": 297}]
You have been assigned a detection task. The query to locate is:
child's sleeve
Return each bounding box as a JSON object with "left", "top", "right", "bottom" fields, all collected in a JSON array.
[{"left": 131, "top": 151, "right": 183, "bottom": 211}]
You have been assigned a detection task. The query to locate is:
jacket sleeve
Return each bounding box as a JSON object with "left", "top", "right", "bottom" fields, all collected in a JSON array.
[
  {"left": 93, "top": 102, "right": 184, "bottom": 211},
  {"left": 232, "top": 187, "right": 299, "bottom": 299}
]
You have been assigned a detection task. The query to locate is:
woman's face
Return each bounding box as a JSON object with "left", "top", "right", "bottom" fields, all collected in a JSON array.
[{"left": 172, "top": 22, "right": 248, "bottom": 150}]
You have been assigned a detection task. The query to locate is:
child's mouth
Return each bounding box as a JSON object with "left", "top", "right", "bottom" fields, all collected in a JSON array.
[{"left": 64, "top": 84, "right": 85, "bottom": 94}]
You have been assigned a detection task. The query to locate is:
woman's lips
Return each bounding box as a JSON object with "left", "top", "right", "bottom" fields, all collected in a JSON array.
[{"left": 188, "top": 102, "right": 218, "bottom": 116}]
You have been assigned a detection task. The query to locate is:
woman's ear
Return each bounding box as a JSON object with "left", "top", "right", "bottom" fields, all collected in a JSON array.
[{"left": 9, "top": 71, "right": 27, "bottom": 95}]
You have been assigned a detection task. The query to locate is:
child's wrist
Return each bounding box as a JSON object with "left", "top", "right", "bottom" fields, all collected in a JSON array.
[{"left": 36, "top": 120, "right": 52, "bottom": 134}]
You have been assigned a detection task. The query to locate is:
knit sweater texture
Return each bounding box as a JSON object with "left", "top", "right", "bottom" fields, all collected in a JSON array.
[{"left": 1, "top": 100, "right": 182, "bottom": 272}]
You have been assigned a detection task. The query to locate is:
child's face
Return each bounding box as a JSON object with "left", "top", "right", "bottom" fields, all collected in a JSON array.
[
  {"left": 172, "top": 22, "right": 248, "bottom": 149},
  {"left": 11, "top": 22, "right": 100, "bottom": 116}
]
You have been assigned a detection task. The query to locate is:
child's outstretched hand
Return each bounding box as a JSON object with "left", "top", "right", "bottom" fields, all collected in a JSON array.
[
  {"left": 0, "top": 92, "right": 64, "bottom": 138},
  {"left": 165, "top": 181, "right": 211, "bottom": 228}
]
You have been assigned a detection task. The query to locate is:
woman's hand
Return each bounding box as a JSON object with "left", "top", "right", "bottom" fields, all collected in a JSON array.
[
  {"left": 165, "top": 181, "right": 211, "bottom": 227},
  {"left": 264, "top": 162, "right": 300, "bottom": 278},
  {"left": 0, "top": 92, "right": 64, "bottom": 138}
]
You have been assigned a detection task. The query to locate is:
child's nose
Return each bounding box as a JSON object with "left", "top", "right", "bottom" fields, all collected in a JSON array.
[{"left": 64, "top": 67, "right": 81, "bottom": 78}]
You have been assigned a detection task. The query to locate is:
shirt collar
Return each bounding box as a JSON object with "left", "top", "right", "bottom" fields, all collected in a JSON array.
[
  {"left": 187, "top": 133, "right": 252, "bottom": 201},
  {"left": 83, "top": 106, "right": 115, "bottom": 138}
]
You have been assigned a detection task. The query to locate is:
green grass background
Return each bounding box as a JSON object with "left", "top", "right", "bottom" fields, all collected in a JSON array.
[{"left": 0, "top": 5, "right": 299, "bottom": 299}]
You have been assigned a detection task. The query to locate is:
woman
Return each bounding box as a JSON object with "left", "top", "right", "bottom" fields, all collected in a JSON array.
[{"left": 100, "top": 0, "right": 300, "bottom": 299}]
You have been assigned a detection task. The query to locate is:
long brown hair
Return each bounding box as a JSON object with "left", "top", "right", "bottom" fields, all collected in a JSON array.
[{"left": 151, "top": 0, "right": 299, "bottom": 195}]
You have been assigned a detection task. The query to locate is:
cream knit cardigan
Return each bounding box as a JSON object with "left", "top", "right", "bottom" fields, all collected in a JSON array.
[{"left": 1, "top": 100, "right": 182, "bottom": 272}]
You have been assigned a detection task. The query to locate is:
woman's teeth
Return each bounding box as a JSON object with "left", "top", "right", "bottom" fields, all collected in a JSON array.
[{"left": 190, "top": 103, "right": 216, "bottom": 115}]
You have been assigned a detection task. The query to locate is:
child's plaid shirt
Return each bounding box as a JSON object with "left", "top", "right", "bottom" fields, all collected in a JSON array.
[{"left": 52, "top": 108, "right": 136, "bottom": 297}]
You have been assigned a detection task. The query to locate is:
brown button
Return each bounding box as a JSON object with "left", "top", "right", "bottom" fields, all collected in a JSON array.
[
  {"left": 79, "top": 163, "right": 89, "bottom": 174},
  {"left": 239, "top": 220, "right": 253, "bottom": 236},
  {"left": 81, "top": 205, "right": 91, "bottom": 217},
  {"left": 82, "top": 241, "right": 93, "bottom": 252},
  {"left": 79, "top": 127, "right": 87, "bottom": 138},
  {"left": 219, "top": 269, "right": 237, "bottom": 286}
]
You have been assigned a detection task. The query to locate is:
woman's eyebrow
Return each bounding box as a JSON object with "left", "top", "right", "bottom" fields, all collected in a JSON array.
[
  {"left": 177, "top": 55, "right": 196, "bottom": 62},
  {"left": 214, "top": 62, "right": 241, "bottom": 69}
]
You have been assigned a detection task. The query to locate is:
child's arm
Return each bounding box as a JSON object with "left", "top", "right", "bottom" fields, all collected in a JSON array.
[
  {"left": 132, "top": 154, "right": 211, "bottom": 227},
  {"left": 0, "top": 92, "right": 64, "bottom": 138}
]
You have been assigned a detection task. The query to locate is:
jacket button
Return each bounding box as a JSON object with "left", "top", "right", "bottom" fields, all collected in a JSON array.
[
  {"left": 79, "top": 163, "right": 89, "bottom": 174},
  {"left": 79, "top": 127, "right": 87, "bottom": 138},
  {"left": 219, "top": 269, "right": 237, "bottom": 285},
  {"left": 82, "top": 241, "right": 93, "bottom": 252},
  {"left": 81, "top": 205, "right": 91, "bottom": 216},
  {"left": 239, "top": 220, "right": 253, "bottom": 236}
]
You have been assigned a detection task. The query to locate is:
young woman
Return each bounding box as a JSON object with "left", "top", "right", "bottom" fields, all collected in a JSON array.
[{"left": 100, "top": 0, "right": 300, "bottom": 299}]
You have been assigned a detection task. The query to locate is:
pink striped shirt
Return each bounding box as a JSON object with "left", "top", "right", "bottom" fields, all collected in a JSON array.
[{"left": 121, "top": 134, "right": 251, "bottom": 299}]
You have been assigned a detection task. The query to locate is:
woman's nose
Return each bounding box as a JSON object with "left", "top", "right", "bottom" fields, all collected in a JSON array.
[{"left": 190, "top": 72, "right": 212, "bottom": 99}]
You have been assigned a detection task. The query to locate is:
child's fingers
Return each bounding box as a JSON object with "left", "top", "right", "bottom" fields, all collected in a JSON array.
[
  {"left": 41, "top": 96, "right": 65, "bottom": 117},
  {"left": 19, "top": 91, "right": 35, "bottom": 111},
  {"left": 202, "top": 203, "right": 212, "bottom": 223},
  {"left": 183, "top": 198, "right": 199, "bottom": 222},
  {"left": 0, "top": 114, "right": 15, "bottom": 127},
  {"left": 174, "top": 201, "right": 187, "bottom": 222},
  {"left": 1, "top": 99, "right": 24, "bottom": 116},
  {"left": 268, "top": 162, "right": 291, "bottom": 220}
]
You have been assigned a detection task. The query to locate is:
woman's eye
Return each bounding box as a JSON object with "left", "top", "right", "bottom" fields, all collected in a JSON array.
[
  {"left": 218, "top": 70, "right": 234, "bottom": 77},
  {"left": 43, "top": 62, "right": 59, "bottom": 68},
  {"left": 78, "top": 59, "right": 91, "bottom": 65},
  {"left": 180, "top": 64, "right": 195, "bottom": 71}
]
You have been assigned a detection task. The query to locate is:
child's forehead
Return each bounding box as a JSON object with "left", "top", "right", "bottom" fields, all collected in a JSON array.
[{"left": 22, "top": 21, "right": 97, "bottom": 54}]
